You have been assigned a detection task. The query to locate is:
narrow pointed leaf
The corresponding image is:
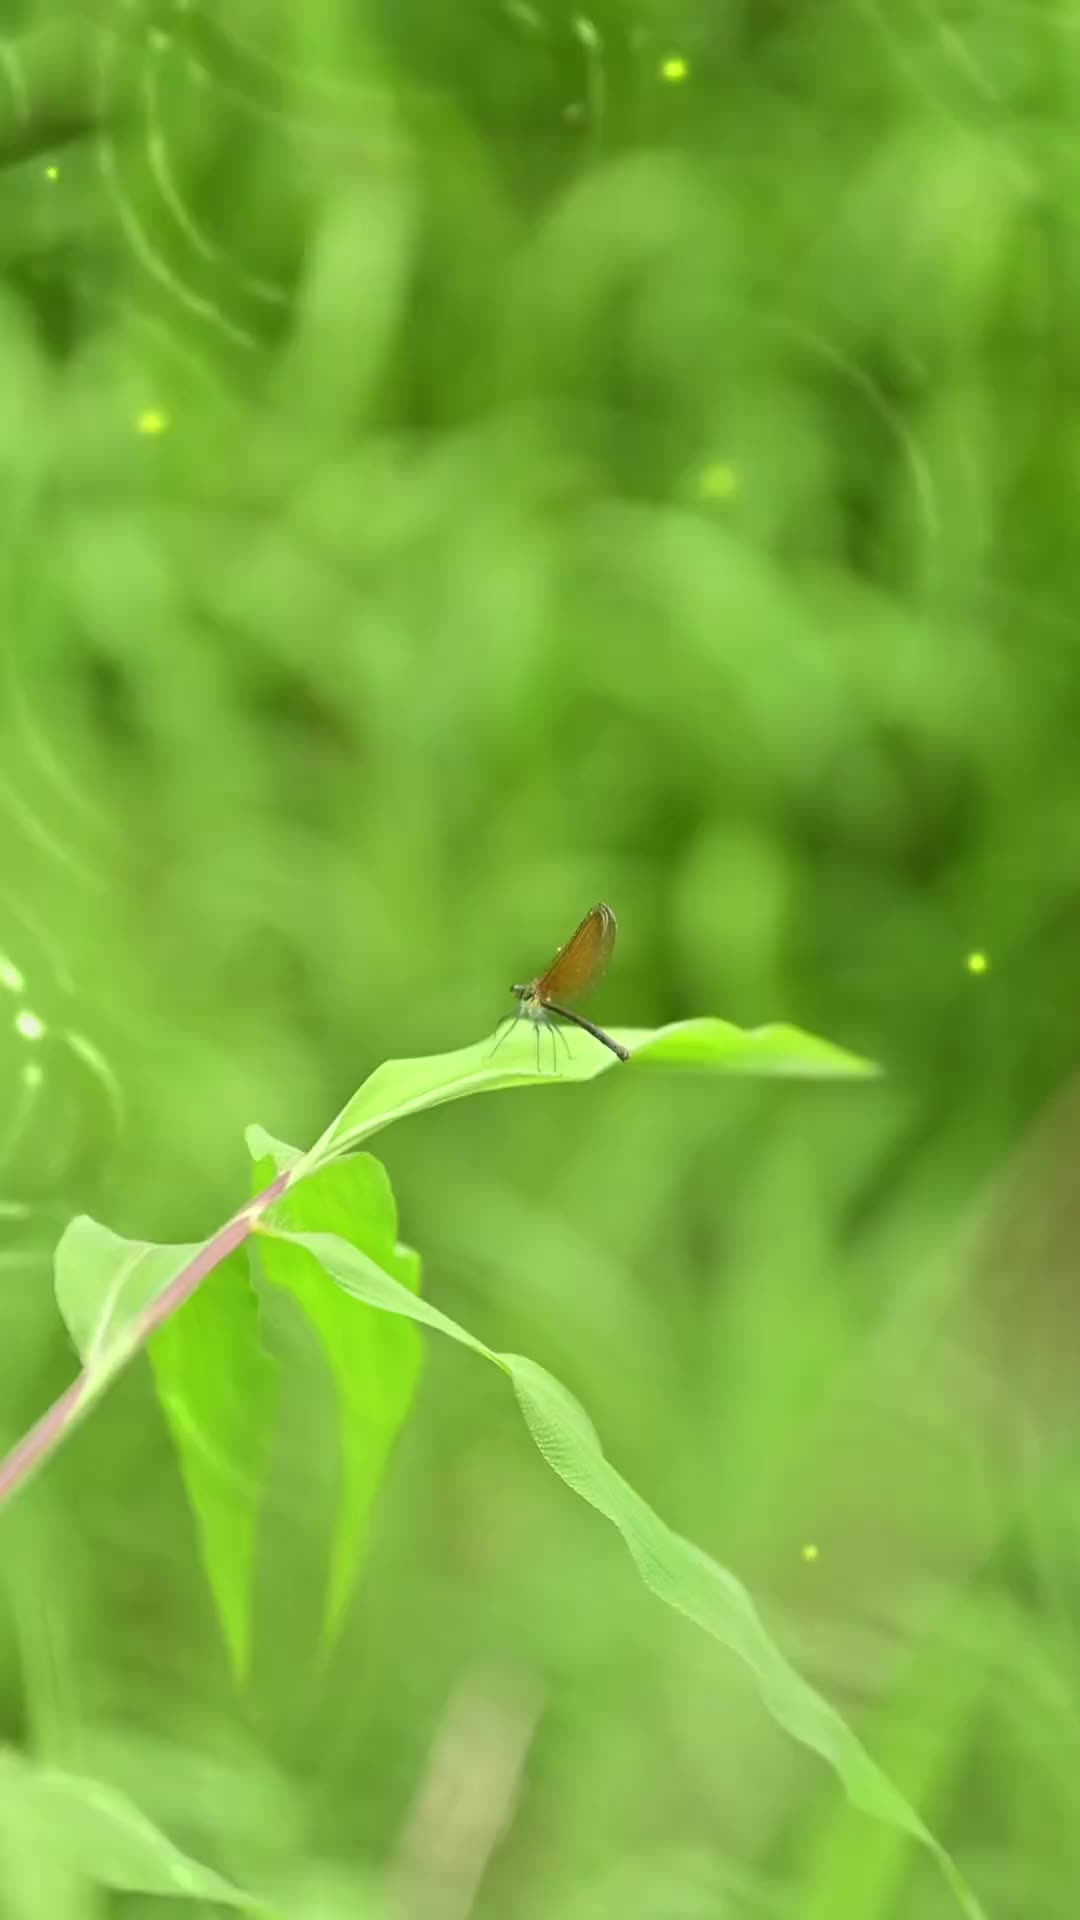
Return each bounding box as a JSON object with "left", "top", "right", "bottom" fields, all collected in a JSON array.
[
  {"left": 0, "top": 1749, "right": 269, "bottom": 1909},
  {"left": 262, "top": 1222, "right": 981, "bottom": 1920},
  {"left": 305, "top": 1018, "right": 879, "bottom": 1168},
  {"left": 253, "top": 1153, "right": 424, "bottom": 1637}
]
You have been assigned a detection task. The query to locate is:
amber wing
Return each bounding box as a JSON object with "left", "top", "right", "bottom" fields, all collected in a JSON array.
[{"left": 535, "top": 903, "right": 617, "bottom": 1004}]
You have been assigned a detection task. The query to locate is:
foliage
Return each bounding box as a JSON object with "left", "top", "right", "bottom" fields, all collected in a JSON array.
[
  {"left": 41, "top": 1018, "right": 980, "bottom": 1915},
  {"left": 1, "top": 1, "right": 1077, "bottom": 1916}
]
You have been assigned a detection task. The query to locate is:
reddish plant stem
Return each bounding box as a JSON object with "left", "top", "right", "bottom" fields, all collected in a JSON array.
[{"left": 0, "top": 1168, "right": 292, "bottom": 1511}]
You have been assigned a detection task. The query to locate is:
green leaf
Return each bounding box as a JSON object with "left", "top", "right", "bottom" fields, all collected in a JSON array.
[
  {"left": 304, "top": 1017, "right": 879, "bottom": 1167},
  {"left": 246, "top": 1123, "right": 304, "bottom": 1175},
  {"left": 54, "top": 1215, "right": 202, "bottom": 1390},
  {"left": 263, "top": 1226, "right": 498, "bottom": 1364},
  {"left": 619, "top": 1019, "right": 880, "bottom": 1076},
  {"left": 54, "top": 1217, "right": 276, "bottom": 1680},
  {"left": 253, "top": 1153, "right": 424, "bottom": 1639},
  {"left": 263, "top": 1222, "right": 983, "bottom": 1920},
  {"left": 149, "top": 1255, "right": 277, "bottom": 1679},
  {"left": 0, "top": 1749, "right": 269, "bottom": 1909}
]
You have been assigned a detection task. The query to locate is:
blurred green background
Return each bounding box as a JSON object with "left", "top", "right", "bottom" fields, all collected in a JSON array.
[{"left": 2, "top": 1, "right": 1080, "bottom": 1914}]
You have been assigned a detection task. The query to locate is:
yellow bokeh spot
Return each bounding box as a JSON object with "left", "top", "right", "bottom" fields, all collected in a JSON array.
[
  {"left": 965, "top": 950, "right": 989, "bottom": 976},
  {"left": 44, "top": 165, "right": 59, "bottom": 182},
  {"left": 15, "top": 1009, "right": 45, "bottom": 1042},
  {"left": 660, "top": 55, "right": 690, "bottom": 84},
  {"left": 801, "top": 1543, "right": 820, "bottom": 1563},
  {"left": 137, "top": 408, "right": 170, "bottom": 436},
  {"left": 700, "top": 461, "right": 740, "bottom": 502}
]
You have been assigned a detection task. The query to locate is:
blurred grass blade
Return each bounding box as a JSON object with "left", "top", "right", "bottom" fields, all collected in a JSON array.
[
  {"left": 250, "top": 1150, "right": 424, "bottom": 1639},
  {"left": 307, "top": 1017, "right": 880, "bottom": 1166},
  {"left": 264, "top": 1221, "right": 983, "bottom": 1920},
  {"left": 0, "top": 1749, "right": 270, "bottom": 1909},
  {"left": 54, "top": 1217, "right": 277, "bottom": 1679}
]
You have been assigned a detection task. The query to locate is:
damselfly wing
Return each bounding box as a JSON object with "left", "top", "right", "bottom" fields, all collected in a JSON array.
[{"left": 492, "top": 903, "right": 630, "bottom": 1069}]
